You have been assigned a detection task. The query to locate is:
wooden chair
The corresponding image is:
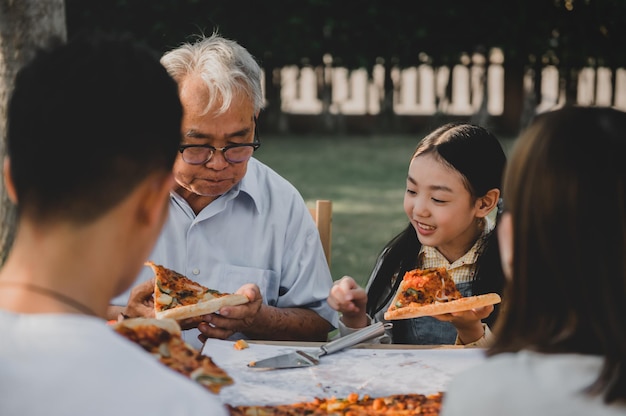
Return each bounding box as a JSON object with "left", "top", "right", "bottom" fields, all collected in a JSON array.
[{"left": 309, "top": 200, "right": 332, "bottom": 266}]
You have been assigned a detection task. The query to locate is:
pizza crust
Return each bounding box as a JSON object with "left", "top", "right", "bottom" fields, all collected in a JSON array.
[
  {"left": 155, "top": 293, "right": 249, "bottom": 320},
  {"left": 145, "top": 261, "right": 250, "bottom": 321},
  {"left": 384, "top": 293, "right": 501, "bottom": 320},
  {"left": 111, "top": 317, "right": 182, "bottom": 335}
]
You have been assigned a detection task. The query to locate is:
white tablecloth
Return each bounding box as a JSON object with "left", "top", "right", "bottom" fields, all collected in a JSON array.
[{"left": 201, "top": 339, "right": 486, "bottom": 406}]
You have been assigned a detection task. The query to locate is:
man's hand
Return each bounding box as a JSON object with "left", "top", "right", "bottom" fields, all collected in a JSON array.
[
  {"left": 196, "top": 284, "right": 262, "bottom": 341},
  {"left": 124, "top": 278, "right": 155, "bottom": 318}
]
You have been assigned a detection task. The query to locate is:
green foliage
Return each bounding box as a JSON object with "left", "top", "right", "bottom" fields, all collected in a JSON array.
[{"left": 255, "top": 134, "right": 415, "bottom": 285}]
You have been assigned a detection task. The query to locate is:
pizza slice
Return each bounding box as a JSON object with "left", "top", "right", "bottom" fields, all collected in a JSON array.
[
  {"left": 145, "top": 261, "right": 249, "bottom": 321},
  {"left": 226, "top": 392, "right": 444, "bottom": 415},
  {"left": 111, "top": 317, "right": 234, "bottom": 393},
  {"left": 384, "top": 267, "right": 501, "bottom": 320}
]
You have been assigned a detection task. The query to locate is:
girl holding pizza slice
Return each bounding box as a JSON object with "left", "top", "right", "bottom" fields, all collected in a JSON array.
[{"left": 328, "top": 122, "right": 507, "bottom": 345}]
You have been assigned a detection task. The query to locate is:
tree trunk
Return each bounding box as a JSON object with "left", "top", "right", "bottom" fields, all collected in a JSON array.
[
  {"left": 375, "top": 59, "right": 395, "bottom": 134},
  {"left": 260, "top": 53, "right": 287, "bottom": 135},
  {"left": 498, "top": 62, "right": 525, "bottom": 136},
  {"left": 562, "top": 66, "right": 579, "bottom": 106},
  {"left": 0, "top": 0, "right": 66, "bottom": 265},
  {"left": 317, "top": 63, "right": 335, "bottom": 134}
]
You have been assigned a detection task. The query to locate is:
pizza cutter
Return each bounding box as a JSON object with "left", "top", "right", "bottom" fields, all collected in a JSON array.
[{"left": 247, "top": 321, "right": 391, "bottom": 370}]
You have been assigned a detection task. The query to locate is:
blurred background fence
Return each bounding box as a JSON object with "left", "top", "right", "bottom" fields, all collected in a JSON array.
[
  {"left": 270, "top": 53, "right": 626, "bottom": 136},
  {"left": 63, "top": 0, "right": 626, "bottom": 137}
]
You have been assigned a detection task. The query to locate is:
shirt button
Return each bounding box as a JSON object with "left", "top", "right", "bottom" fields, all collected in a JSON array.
[{"left": 192, "top": 268, "right": 200, "bottom": 275}]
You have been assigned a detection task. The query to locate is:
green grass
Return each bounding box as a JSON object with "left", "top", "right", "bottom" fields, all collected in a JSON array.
[{"left": 255, "top": 134, "right": 516, "bottom": 287}]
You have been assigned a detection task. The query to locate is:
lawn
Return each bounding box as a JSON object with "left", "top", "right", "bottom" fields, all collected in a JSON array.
[{"left": 254, "top": 134, "right": 516, "bottom": 287}]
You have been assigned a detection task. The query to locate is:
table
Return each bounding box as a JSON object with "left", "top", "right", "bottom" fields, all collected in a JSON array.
[{"left": 201, "top": 339, "right": 486, "bottom": 407}]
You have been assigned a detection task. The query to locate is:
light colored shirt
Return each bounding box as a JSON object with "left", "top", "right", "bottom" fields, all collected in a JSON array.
[
  {"left": 420, "top": 213, "right": 495, "bottom": 284},
  {"left": 441, "top": 350, "right": 626, "bottom": 416},
  {"left": 0, "top": 310, "right": 228, "bottom": 416},
  {"left": 420, "top": 244, "right": 481, "bottom": 284},
  {"left": 114, "top": 158, "right": 338, "bottom": 349}
]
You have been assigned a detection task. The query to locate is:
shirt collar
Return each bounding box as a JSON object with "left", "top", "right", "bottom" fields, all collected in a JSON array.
[
  {"left": 237, "top": 157, "right": 263, "bottom": 214},
  {"left": 170, "top": 157, "right": 263, "bottom": 215},
  {"left": 419, "top": 215, "right": 494, "bottom": 268}
]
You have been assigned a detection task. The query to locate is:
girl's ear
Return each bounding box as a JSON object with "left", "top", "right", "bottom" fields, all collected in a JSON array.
[
  {"left": 497, "top": 212, "right": 513, "bottom": 280},
  {"left": 3, "top": 158, "right": 18, "bottom": 204},
  {"left": 476, "top": 188, "right": 500, "bottom": 218}
]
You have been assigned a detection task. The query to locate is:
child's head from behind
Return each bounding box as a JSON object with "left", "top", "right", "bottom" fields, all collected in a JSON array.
[
  {"left": 405, "top": 123, "right": 506, "bottom": 261},
  {"left": 6, "top": 34, "right": 182, "bottom": 225},
  {"left": 497, "top": 106, "right": 626, "bottom": 353}
]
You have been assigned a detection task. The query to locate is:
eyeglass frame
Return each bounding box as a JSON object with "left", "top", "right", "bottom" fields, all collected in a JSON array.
[{"left": 178, "top": 117, "right": 261, "bottom": 165}]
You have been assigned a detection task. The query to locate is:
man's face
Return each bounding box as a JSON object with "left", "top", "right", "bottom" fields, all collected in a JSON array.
[{"left": 173, "top": 76, "right": 257, "bottom": 210}]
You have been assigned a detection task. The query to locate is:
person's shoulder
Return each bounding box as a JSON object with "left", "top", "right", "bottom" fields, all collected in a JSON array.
[
  {"left": 447, "top": 352, "right": 507, "bottom": 384},
  {"left": 2, "top": 318, "right": 227, "bottom": 415},
  {"left": 246, "top": 158, "right": 301, "bottom": 193},
  {"left": 102, "top": 329, "right": 228, "bottom": 413},
  {"left": 248, "top": 157, "right": 289, "bottom": 180},
  {"left": 442, "top": 353, "right": 514, "bottom": 414},
  {"left": 151, "top": 375, "right": 227, "bottom": 413}
]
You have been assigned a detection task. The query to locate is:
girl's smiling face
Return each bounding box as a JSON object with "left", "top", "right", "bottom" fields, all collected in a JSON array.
[{"left": 404, "top": 153, "right": 483, "bottom": 263}]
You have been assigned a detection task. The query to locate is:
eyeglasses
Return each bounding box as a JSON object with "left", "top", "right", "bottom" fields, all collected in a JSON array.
[{"left": 178, "top": 119, "right": 261, "bottom": 165}]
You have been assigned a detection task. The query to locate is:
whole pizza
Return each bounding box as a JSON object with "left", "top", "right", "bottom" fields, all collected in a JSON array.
[{"left": 227, "top": 392, "right": 444, "bottom": 415}]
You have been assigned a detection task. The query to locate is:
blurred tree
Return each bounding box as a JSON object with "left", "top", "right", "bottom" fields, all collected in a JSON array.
[{"left": 0, "top": 0, "right": 67, "bottom": 265}]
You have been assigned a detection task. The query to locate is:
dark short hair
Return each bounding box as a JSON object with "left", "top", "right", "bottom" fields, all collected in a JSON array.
[{"left": 7, "top": 33, "right": 182, "bottom": 223}]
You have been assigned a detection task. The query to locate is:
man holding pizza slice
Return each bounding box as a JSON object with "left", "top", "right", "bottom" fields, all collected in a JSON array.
[{"left": 110, "top": 32, "right": 337, "bottom": 349}]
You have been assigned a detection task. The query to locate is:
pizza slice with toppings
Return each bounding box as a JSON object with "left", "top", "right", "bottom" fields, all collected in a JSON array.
[
  {"left": 384, "top": 267, "right": 501, "bottom": 320},
  {"left": 145, "top": 261, "right": 249, "bottom": 321},
  {"left": 111, "top": 317, "right": 234, "bottom": 393}
]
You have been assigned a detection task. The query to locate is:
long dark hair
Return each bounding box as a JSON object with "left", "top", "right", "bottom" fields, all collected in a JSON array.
[
  {"left": 366, "top": 122, "right": 507, "bottom": 321},
  {"left": 490, "top": 106, "right": 626, "bottom": 403}
]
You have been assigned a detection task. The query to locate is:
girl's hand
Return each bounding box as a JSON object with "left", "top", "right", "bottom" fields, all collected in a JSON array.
[
  {"left": 327, "top": 276, "right": 369, "bottom": 328},
  {"left": 434, "top": 304, "right": 494, "bottom": 344}
]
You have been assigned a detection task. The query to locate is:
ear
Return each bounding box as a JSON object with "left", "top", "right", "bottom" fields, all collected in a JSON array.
[
  {"left": 135, "top": 172, "right": 175, "bottom": 227},
  {"left": 497, "top": 212, "right": 513, "bottom": 280},
  {"left": 3, "top": 158, "right": 18, "bottom": 204},
  {"left": 475, "top": 188, "right": 500, "bottom": 219}
]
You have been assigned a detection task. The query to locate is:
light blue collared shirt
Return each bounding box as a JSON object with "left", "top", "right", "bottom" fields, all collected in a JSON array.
[{"left": 113, "top": 158, "right": 338, "bottom": 348}]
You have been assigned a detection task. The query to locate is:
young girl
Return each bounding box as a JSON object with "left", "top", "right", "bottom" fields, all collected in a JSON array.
[
  {"left": 441, "top": 106, "right": 626, "bottom": 414},
  {"left": 328, "top": 122, "right": 507, "bottom": 345}
]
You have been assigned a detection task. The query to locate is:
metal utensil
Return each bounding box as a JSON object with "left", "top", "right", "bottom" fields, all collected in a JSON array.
[{"left": 247, "top": 321, "right": 391, "bottom": 370}]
